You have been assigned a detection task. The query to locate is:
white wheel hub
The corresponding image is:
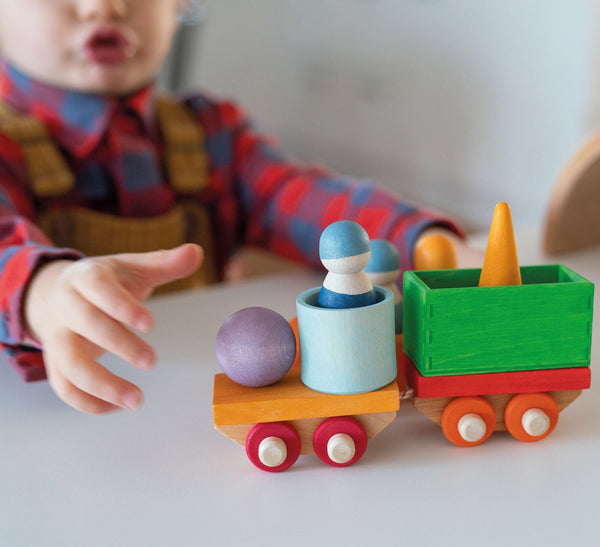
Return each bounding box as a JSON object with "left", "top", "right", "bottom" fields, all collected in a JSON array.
[
  {"left": 258, "top": 436, "right": 287, "bottom": 467},
  {"left": 521, "top": 408, "right": 551, "bottom": 437},
  {"left": 327, "top": 433, "right": 356, "bottom": 464},
  {"left": 458, "top": 413, "right": 487, "bottom": 443}
]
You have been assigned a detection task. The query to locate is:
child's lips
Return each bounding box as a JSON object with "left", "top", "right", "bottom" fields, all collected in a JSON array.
[{"left": 83, "top": 27, "right": 136, "bottom": 65}]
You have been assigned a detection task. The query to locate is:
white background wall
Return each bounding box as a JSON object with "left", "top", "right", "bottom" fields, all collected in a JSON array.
[{"left": 175, "top": 0, "right": 600, "bottom": 231}]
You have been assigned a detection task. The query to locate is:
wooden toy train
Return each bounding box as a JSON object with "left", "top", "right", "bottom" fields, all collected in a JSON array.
[{"left": 212, "top": 204, "right": 594, "bottom": 472}]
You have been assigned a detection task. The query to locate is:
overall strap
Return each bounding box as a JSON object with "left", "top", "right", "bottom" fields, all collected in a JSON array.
[
  {"left": 156, "top": 96, "right": 209, "bottom": 194},
  {"left": 0, "top": 97, "right": 209, "bottom": 198},
  {"left": 0, "top": 98, "right": 219, "bottom": 288},
  {"left": 0, "top": 100, "right": 74, "bottom": 197}
]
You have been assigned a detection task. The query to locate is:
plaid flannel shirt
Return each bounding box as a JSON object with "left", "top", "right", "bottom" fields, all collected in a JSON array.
[{"left": 0, "top": 62, "right": 460, "bottom": 382}]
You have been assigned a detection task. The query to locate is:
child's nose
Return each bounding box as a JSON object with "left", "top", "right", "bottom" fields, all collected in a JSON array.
[{"left": 77, "top": 0, "right": 128, "bottom": 21}]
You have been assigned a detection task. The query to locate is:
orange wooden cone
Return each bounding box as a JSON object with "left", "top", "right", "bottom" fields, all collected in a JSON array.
[{"left": 478, "top": 202, "right": 522, "bottom": 286}]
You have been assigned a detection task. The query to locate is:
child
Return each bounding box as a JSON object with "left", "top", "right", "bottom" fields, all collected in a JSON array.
[{"left": 0, "top": 0, "right": 467, "bottom": 414}]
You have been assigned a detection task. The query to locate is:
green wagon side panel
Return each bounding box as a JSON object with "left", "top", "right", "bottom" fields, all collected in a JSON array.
[{"left": 403, "top": 265, "right": 594, "bottom": 377}]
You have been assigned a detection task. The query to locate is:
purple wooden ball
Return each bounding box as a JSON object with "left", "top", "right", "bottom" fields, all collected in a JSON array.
[{"left": 216, "top": 307, "right": 296, "bottom": 387}]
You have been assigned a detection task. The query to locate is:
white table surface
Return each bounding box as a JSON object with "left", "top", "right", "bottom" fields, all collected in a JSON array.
[{"left": 1, "top": 230, "right": 599, "bottom": 547}]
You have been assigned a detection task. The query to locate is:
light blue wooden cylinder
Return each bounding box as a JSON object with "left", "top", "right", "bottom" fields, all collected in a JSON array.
[{"left": 296, "top": 286, "right": 397, "bottom": 394}]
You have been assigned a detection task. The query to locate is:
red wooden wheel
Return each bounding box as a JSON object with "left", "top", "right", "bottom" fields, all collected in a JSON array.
[
  {"left": 504, "top": 393, "right": 559, "bottom": 442},
  {"left": 441, "top": 397, "right": 496, "bottom": 447},
  {"left": 245, "top": 422, "right": 301, "bottom": 472},
  {"left": 312, "top": 416, "right": 368, "bottom": 467}
]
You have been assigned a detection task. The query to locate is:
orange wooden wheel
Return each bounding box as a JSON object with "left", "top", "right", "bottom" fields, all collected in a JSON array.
[
  {"left": 441, "top": 397, "right": 496, "bottom": 447},
  {"left": 504, "top": 393, "right": 559, "bottom": 442}
]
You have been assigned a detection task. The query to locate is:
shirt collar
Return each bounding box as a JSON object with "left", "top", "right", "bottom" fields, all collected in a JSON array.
[{"left": 0, "top": 61, "right": 156, "bottom": 158}]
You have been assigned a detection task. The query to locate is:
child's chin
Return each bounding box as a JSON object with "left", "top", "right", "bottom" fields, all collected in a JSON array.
[{"left": 76, "top": 66, "right": 149, "bottom": 96}]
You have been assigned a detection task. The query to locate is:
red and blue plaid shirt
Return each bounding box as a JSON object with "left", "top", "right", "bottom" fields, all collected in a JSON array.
[{"left": 0, "top": 62, "right": 460, "bottom": 382}]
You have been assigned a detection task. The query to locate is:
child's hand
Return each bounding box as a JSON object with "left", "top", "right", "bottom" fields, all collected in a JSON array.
[{"left": 24, "top": 244, "right": 203, "bottom": 414}]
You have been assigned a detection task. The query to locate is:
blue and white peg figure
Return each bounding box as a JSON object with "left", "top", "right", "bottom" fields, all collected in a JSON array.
[
  {"left": 365, "top": 239, "right": 403, "bottom": 334},
  {"left": 317, "top": 221, "right": 378, "bottom": 309},
  {"left": 297, "top": 221, "right": 397, "bottom": 394}
]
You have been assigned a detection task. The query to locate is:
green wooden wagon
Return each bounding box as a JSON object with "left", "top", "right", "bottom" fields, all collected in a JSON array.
[{"left": 401, "top": 264, "right": 594, "bottom": 446}]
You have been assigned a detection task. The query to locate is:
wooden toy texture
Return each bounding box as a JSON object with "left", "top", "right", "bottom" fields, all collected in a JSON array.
[
  {"left": 215, "top": 411, "right": 397, "bottom": 456},
  {"left": 395, "top": 334, "right": 407, "bottom": 392},
  {"left": 440, "top": 396, "right": 496, "bottom": 446},
  {"left": 544, "top": 130, "right": 600, "bottom": 254},
  {"left": 215, "top": 307, "right": 296, "bottom": 387},
  {"left": 297, "top": 286, "right": 397, "bottom": 394},
  {"left": 318, "top": 284, "right": 378, "bottom": 309},
  {"left": 289, "top": 317, "right": 301, "bottom": 368},
  {"left": 318, "top": 220, "right": 377, "bottom": 309},
  {"left": 403, "top": 264, "right": 594, "bottom": 376},
  {"left": 413, "top": 389, "right": 582, "bottom": 432},
  {"left": 413, "top": 234, "right": 458, "bottom": 271},
  {"left": 213, "top": 367, "right": 400, "bottom": 427},
  {"left": 402, "top": 354, "right": 591, "bottom": 398},
  {"left": 365, "top": 239, "right": 403, "bottom": 333},
  {"left": 479, "top": 202, "right": 522, "bottom": 287},
  {"left": 503, "top": 393, "right": 560, "bottom": 442},
  {"left": 245, "top": 422, "right": 301, "bottom": 472},
  {"left": 313, "top": 416, "right": 368, "bottom": 466}
]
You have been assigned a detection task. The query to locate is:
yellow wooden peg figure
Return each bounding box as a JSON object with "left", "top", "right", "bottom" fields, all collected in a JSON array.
[
  {"left": 478, "top": 202, "right": 522, "bottom": 287},
  {"left": 414, "top": 233, "right": 458, "bottom": 270}
]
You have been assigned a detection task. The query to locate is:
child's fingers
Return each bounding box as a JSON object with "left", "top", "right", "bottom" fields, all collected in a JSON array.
[
  {"left": 55, "top": 336, "right": 145, "bottom": 410},
  {"left": 71, "top": 268, "right": 154, "bottom": 333},
  {"left": 68, "top": 298, "right": 155, "bottom": 369},
  {"left": 46, "top": 367, "right": 122, "bottom": 414},
  {"left": 117, "top": 243, "right": 204, "bottom": 288}
]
